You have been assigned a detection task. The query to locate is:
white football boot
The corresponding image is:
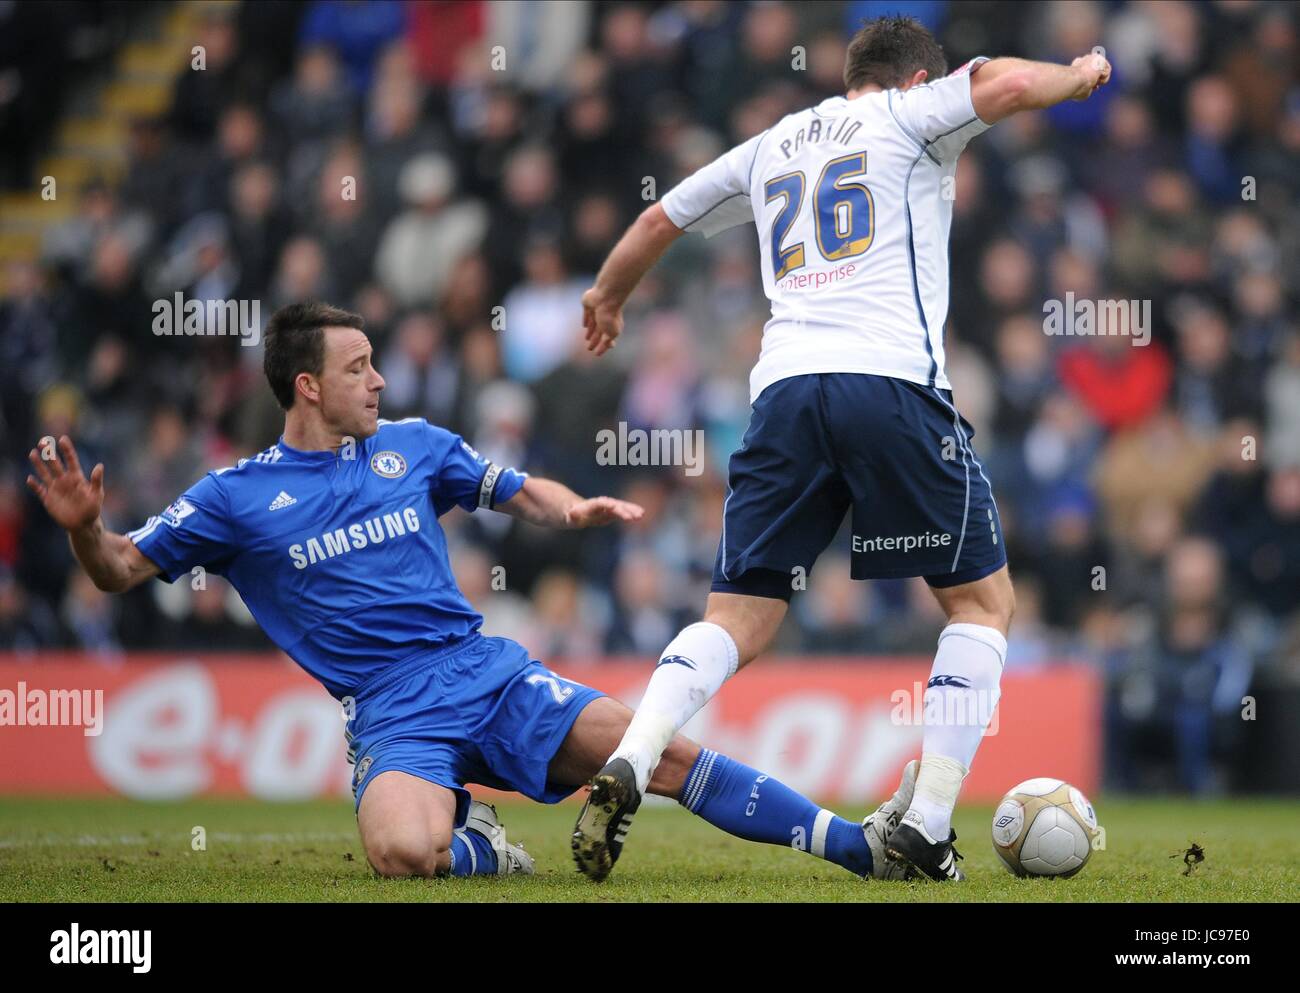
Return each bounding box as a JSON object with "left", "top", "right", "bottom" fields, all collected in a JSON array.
[
  {"left": 464, "top": 800, "right": 535, "bottom": 876},
  {"left": 862, "top": 759, "right": 919, "bottom": 881}
]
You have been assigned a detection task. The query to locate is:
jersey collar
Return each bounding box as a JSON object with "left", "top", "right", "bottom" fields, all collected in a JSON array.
[{"left": 275, "top": 435, "right": 346, "bottom": 464}]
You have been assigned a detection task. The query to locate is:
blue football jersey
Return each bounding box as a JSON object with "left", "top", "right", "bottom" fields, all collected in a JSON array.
[{"left": 127, "top": 418, "right": 527, "bottom": 698}]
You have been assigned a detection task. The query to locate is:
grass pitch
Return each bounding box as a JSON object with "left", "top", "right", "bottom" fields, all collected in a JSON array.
[{"left": 1, "top": 795, "right": 1296, "bottom": 902}]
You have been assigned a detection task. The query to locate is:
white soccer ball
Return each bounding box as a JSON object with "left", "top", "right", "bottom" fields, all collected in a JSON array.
[{"left": 991, "top": 777, "right": 1099, "bottom": 878}]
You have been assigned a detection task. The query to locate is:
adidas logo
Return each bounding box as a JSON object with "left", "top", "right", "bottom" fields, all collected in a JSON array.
[
  {"left": 268, "top": 491, "right": 297, "bottom": 511},
  {"left": 614, "top": 812, "right": 634, "bottom": 844}
]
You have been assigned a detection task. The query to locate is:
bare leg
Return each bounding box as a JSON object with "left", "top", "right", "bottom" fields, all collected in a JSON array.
[
  {"left": 927, "top": 564, "right": 1015, "bottom": 636},
  {"left": 548, "top": 695, "right": 700, "bottom": 799},
  {"left": 357, "top": 770, "right": 458, "bottom": 877},
  {"left": 700, "top": 591, "right": 789, "bottom": 670}
]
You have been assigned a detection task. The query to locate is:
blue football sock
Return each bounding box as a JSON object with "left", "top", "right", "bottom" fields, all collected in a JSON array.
[
  {"left": 680, "top": 749, "right": 874, "bottom": 877},
  {"left": 448, "top": 827, "right": 499, "bottom": 876}
]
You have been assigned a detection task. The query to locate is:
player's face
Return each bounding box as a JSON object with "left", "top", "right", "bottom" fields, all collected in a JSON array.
[{"left": 319, "top": 327, "right": 386, "bottom": 439}]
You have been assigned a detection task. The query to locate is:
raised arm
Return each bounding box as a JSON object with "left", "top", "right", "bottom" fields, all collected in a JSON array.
[
  {"left": 27, "top": 435, "right": 160, "bottom": 593},
  {"left": 969, "top": 52, "right": 1111, "bottom": 124},
  {"left": 496, "top": 476, "right": 644, "bottom": 530},
  {"left": 581, "top": 202, "right": 684, "bottom": 357}
]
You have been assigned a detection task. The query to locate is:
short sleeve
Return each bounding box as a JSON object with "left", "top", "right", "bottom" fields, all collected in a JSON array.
[
  {"left": 128, "top": 473, "right": 236, "bottom": 582},
  {"left": 660, "top": 131, "right": 767, "bottom": 238},
  {"left": 426, "top": 426, "right": 527, "bottom": 516},
  {"left": 889, "top": 57, "right": 992, "bottom": 161}
]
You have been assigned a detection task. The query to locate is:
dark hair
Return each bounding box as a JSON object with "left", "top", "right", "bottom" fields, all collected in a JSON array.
[
  {"left": 263, "top": 301, "right": 365, "bottom": 410},
  {"left": 843, "top": 15, "right": 947, "bottom": 92}
]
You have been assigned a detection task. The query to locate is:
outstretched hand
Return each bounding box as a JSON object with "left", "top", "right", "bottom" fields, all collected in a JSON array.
[
  {"left": 582, "top": 288, "right": 623, "bottom": 357},
  {"left": 27, "top": 435, "right": 105, "bottom": 532},
  {"left": 564, "top": 495, "right": 644, "bottom": 529}
]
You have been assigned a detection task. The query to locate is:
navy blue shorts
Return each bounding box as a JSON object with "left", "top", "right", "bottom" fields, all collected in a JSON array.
[
  {"left": 345, "top": 633, "right": 603, "bottom": 828},
  {"left": 712, "top": 373, "right": 1006, "bottom": 601}
]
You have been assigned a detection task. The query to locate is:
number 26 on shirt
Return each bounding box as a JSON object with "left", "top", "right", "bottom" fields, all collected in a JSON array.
[{"left": 764, "top": 151, "right": 875, "bottom": 281}]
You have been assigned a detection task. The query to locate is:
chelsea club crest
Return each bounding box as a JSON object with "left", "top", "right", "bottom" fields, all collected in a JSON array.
[
  {"left": 354, "top": 755, "right": 373, "bottom": 786},
  {"left": 370, "top": 451, "right": 407, "bottom": 479}
]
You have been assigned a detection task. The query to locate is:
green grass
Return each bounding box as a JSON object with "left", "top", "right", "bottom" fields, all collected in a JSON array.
[{"left": 2, "top": 795, "right": 1297, "bottom": 902}]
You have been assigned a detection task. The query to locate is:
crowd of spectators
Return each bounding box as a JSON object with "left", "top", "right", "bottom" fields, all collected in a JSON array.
[{"left": 2, "top": 1, "right": 1297, "bottom": 792}]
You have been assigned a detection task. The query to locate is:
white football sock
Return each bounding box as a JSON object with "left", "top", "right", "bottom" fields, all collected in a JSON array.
[
  {"left": 906, "top": 622, "right": 1006, "bottom": 840},
  {"left": 612, "top": 621, "right": 739, "bottom": 795}
]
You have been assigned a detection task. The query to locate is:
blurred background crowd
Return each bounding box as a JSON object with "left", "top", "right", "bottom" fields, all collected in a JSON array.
[{"left": 1, "top": 0, "right": 1297, "bottom": 793}]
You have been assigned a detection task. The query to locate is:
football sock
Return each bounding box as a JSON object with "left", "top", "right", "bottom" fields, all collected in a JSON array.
[
  {"left": 611, "top": 622, "right": 739, "bottom": 795},
  {"left": 448, "top": 826, "right": 499, "bottom": 876},
  {"left": 680, "top": 749, "right": 874, "bottom": 877},
  {"left": 907, "top": 622, "right": 1006, "bottom": 840}
]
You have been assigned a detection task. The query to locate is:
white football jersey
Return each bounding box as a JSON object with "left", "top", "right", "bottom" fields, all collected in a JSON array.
[{"left": 661, "top": 59, "right": 991, "bottom": 401}]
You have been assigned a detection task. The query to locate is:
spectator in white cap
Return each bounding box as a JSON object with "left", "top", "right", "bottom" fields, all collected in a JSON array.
[{"left": 374, "top": 152, "right": 487, "bottom": 307}]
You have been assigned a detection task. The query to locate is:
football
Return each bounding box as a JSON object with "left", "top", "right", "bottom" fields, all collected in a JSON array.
[{"left": 991, "top": 778, "right": 1100, "bottom": 878}]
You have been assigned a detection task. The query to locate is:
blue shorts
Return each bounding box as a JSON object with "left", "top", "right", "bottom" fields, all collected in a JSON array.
[
  {"left": 345, "top": 633, "right": 603, "bottom": 828},
  {"left": 713, "top": 373, "right": 1006, "bottom": 601}
]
